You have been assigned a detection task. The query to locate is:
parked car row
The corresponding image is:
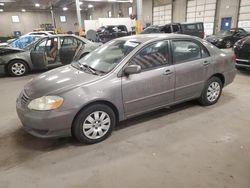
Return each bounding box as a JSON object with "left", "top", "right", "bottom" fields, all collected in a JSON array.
[
  {"left": 205, "top": 28, "right": 250, "bottom": 48},
  {"left": 0, "top": 34, "right": 101, "bottom": 76}
]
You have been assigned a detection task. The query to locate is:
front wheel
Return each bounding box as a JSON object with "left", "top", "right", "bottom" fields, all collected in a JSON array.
[
  {"left": 7, "top": 60, "right": 28, "bottom": 77},
  {"left": 199, "top": 77, "right": 222, "bottom": 106},
  {"left": 72, "top": 104, "right": 116, "bottom": 144}
]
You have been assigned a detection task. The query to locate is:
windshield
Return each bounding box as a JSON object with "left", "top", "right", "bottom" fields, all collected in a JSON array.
[
  {"left": 9, "top": 36, "right": 42, "bottom": 49},
  {"left": 217, "top": 30, "right": 234, "bottom": 36},
  {"left": 74, "top": 40, "right": 140, "bottom": 74}
]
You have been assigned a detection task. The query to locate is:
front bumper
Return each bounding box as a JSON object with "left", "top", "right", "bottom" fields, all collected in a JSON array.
[{"left": 16, "top": 93, "right": 76, "bottom": 138}]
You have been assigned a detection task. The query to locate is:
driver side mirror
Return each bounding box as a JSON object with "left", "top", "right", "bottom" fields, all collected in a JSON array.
[{"left": 124, "top": 64, "right": 141, "bottom": 75}]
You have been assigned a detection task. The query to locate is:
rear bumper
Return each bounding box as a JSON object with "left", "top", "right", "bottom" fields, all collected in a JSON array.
[{"left": 224, "top": 69, "right": 236, "bottom": 87}]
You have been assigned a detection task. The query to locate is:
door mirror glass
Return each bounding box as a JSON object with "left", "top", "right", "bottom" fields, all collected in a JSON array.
[{"left": 124, "top": 65, "right": 141, "bottom": 75}]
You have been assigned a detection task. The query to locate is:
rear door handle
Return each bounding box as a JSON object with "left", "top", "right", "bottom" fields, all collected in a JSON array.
[
  {"left": 203, "top": 60, "right": 210, "bottom": 66},
  {"left": 163, "top": 69, "right": 173, "bottom": 75}
]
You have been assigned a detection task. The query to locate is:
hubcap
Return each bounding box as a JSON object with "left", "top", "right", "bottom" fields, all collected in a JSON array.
[
  {"left": 207, "top": 82, "right": 221, "bottom": 102},
  {"left": 11, "top": 63, "right": 26, "bottom": 75},
  {"left": 82, "top": 111, "right": 111, "bottom": 139}
]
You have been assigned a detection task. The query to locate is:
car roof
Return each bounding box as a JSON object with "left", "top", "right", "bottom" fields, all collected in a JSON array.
[{"left": 116, "top": 33, "right": 199, "bottom": 43}]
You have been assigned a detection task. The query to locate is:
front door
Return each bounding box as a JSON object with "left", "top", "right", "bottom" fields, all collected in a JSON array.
[
  {"left": 221, "top": 17, "right": 232, "bottom": 31},
  {"left": 122, "top": 40, "right": 175, "bottom": 117},
  {"left": 171, "top": 39, "right": 212, "bottom": 102}
]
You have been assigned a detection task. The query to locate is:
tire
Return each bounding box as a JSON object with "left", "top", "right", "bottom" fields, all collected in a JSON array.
[
  {"left": 198, "top": 77, "right": 223, "bottom": 106},
  {"left": 7, "top": 60, "right": 28, "bottom": 77},
  {"left": 225, "top": 40, "right": 232, "bottom": 48},
  {"left": 72, "top": 104, "right": 116, "bottom": 144}
]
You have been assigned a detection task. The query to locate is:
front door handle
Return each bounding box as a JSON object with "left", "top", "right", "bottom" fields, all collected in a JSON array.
[
  {"left": 203, "top": 60, "right": 210, "bottom": 66},
  {"left": 163, "top": 69, "right": 173, "bottom": 75}
]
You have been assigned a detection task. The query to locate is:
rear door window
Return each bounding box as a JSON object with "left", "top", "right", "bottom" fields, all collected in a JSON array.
[{"left": 172, "top": 40, "right": 209, "bottom": 63}]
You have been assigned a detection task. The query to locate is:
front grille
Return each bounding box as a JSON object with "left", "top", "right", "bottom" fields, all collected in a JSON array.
[
  {"left": 236, "top": 61, "right": 250, "bottom": 66},
  {"left": 21, "top": 91, "right": 30, "bottom": 105}
]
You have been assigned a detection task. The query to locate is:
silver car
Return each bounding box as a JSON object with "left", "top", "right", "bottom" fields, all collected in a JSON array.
[
  {"left": 16, "top": 34, "right": 236, "bottom": 144},
  {"left": 0, "top": 34, "right": 100, "bottom": 76}
]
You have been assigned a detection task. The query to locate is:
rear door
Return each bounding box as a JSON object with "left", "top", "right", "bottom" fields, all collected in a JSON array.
[
  {"left": 30, "top": 38, "right": 48, "bottom": 69},
  {"left": 122, "top": 40, "right": 175, "bottom": 117},
  {"left": 59, "top": 36, "right": 79, "bottom": 65},
  {"left": 171, "top": 39, "right": 212, "bottom": 102}
]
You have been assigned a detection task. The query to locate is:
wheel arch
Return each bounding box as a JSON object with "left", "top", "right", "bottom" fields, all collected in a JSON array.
[
  {"left": 209, "top": 73, "right": 225, "bottom": 87},
  {"left": 71, "top": 100, "right": 120, "bottom": 131},
  {"left": 6, "top": 58, "right": 30, "bottom": 71}
]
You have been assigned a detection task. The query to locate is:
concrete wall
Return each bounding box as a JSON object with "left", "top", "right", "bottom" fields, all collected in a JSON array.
[
  {"left": 172, "top": 0, "right": 187, "bottom": 22},
  {"left": 143, "top": 0, "right": 153, "bottom": 25},
  {"left": 86, "top": 3, "right": 132, "bottom": 20},
  {"left": 215, "top": 0, "right": 240, "bottom": 33},
  {"left": 0, "top": 11, "right": 87, "bottom": 36}
]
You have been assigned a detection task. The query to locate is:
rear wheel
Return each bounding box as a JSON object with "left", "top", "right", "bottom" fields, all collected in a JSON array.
[
  {"left": 72, "top": 104, "right": 116, "bottom": 144},
  {"left": 7, "top": 60, "right": 28, "bottom": 77},
  {"left": 199, "top": 77, "right": 222, "bottom": 106}
]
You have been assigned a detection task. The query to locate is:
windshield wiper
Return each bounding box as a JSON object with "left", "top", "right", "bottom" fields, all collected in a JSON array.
[{"left": 77, "top": 61, "right": 98, "bottom": 75}]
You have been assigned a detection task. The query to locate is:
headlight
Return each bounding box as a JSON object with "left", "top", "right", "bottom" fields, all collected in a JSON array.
[
  {"left": 28, "top": 96, "right": 64, "bottom": 111},
  {"left": 218, "top": 38, "right": 223, "bottom": 42}
]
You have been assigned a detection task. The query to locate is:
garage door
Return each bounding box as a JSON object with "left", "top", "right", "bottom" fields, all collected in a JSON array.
[
  {"left": 186, "top": 0, "right": 216, "bottom": 35},
  {"left": 153, "top": 4, "right": 172, "bottom": 25},
  {"left": 238, "top": 0, "right": 250, "bottom": 30}
]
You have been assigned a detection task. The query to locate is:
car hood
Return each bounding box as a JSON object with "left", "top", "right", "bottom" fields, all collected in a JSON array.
[
  {"left": 0, "top": 47, "right": 25, "bottom": 56},
  {"left": 24, "top": 65, "right": 101, "bottom": 99}
]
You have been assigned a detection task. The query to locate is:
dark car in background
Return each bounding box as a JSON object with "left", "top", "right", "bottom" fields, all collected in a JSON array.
[
  {"left": 0, "top": 35, "right": 101, "bottom": 76},
  {"left": 206, "top": 28, "right": 250, "bottom": 48},
  {"left": 96, "top": 25, "right": 130, "bottom": 43},
  {"left": 141, "top": 22, "right": 204, "bottom": 38},
  {"left": 233, "top": 36, "right": 250, "bottom": 70}
]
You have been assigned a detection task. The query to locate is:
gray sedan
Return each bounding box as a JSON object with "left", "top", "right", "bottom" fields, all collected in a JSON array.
[
  {"left": 16, "top": 34, "right": 236, "bottom": 144},
  {"left": 0, "top": 34, "right": 101, "bottom": 76}
]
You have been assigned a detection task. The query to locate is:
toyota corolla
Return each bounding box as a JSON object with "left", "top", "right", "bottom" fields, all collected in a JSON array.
[{"left": 16, "top": 34, "right": 236, "bottom": 144}]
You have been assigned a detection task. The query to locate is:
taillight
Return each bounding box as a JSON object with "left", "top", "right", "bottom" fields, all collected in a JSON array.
[{"left": 231, "top": 54, "right": 236, "bottom": 63}]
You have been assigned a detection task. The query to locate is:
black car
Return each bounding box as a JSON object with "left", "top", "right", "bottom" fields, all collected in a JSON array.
[
  {"left": 96, "top": 25, "right": 130, "bottom": 43},
  {"left": 141, "top": 22, "right": 204, "bottom": 39},
  {"left": 233, "top": 36, "right": 250, "bottom": 70},
  {"left": 206, "top": 28, "right": 250, "bottom": 48}
]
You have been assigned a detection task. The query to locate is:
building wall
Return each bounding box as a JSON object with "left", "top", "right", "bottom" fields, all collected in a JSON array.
[
  {"left": 173, "top": 0, "right": 187, "bottom": 22},
  {"left": 215, "top": 0, "right": 240, "bottom": 33},
  {"left": 0, "top": 11, "right": 87, "bottom": 36},
  {"left": 87, "top": 3, "right": 132, "bottom": 20}
]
